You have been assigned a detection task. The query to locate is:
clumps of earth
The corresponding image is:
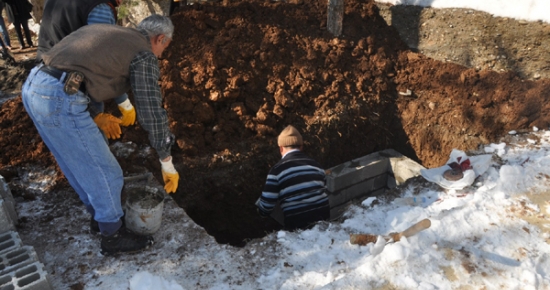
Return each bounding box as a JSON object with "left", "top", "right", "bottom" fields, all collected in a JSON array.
[{"left": 1, "top": 0, "right": 549, "bottom": 245}]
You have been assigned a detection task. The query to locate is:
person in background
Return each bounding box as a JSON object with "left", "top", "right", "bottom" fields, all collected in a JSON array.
[
  {"left": 37, "top": 0, "right": 123, "bottom": 60},
  {"left": 36, "top": 0, "right": 136, "bottom": 138},
  {"left": 4, "top": 0, "right": 33, "bottom": 49},
  {"left": 21, "top": 15, "right": 180, "bottom": 255},
  {"left": 0, "top": 0, "right": 12, "bottom": 50},
  {"left": 257, "top": 125, "right": 330, "bottom": 230}
]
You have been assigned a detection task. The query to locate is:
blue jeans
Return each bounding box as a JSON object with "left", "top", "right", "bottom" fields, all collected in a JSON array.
[
  {"left": 22, "top": 66, "right": 123, "bottom": 235},
  {"left": 0, "top": 14, "right": 10, "bottom": 47}
]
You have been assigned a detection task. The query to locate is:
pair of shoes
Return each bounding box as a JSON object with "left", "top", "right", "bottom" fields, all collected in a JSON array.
[{"left": 100, "top": 225, "right": 154, "bottom": 255}]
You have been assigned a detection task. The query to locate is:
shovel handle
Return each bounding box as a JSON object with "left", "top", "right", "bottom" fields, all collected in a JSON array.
[
  {"left": 350, "top": 219, "right": 432, "bottom": 245},
  {"left": 123, "top": 172, "right": 153, "bottom": 184},
  {"left": 399, "top": 218, "right": 431, "bottom": 239}
]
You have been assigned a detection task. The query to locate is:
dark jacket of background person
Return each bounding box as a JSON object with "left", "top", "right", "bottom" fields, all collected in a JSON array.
[
  {"left": 258, "top": 150, "right": 330, "bottom": 230},
  {"left": 3, "top": 0, "right": 31, "bottom": 22},
  {"left": 37, "top": 0, "right": 119, "bottom": 60}
]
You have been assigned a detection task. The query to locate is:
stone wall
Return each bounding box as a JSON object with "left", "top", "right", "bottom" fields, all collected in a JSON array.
[
  {"left": 120, "top": 0, "right": 172, "bottom": 27},
  {"left": 28, "top": 0, "right": 172, "bottom": 27}
]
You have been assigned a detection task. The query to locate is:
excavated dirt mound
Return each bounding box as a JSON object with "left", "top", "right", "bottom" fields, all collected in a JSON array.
[{"left": 1, "top": 0, "right": 550, "bottom": 246}]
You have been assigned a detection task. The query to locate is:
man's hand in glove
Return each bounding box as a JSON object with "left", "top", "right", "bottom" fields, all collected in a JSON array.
[
  {"left": 93, "top": 113, "right": 122, "bottom": 139},
  {"left": 118, "top": 99, "right": 136, "bottom": 126},
  {"left": 161, "top": 156, "right": 179, "bottom": 194}
]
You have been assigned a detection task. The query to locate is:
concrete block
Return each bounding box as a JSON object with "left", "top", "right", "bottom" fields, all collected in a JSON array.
[
  {"left": 329, "top": 177, "right": 375, "bottom": 208},
  {"left": 0, "top": 232, "right": 22, "bottom": 256},
  {"left": 326, "top": 153, "right": 389, "bottom": 193},
  {"left": 325, "top": 149, "right": 424, "bottom": 219},
  {"left": 0, "top": 246, "right": 38, "bottom": 277},
  {"left": 0, "top": 175, "right": 17, "bottom": 230},
  {"left": 0, "top": 200, "right": 17, "bottom": 233},
  {"left": 328, "top": 174, "right": 388, "bottom": 212},
  {"left": 329, "top": 173, "right": 388, "bottom": 208},
  {"left": 0, "top": 262, "right": 52, "bottom": 290},
  {"left": 372, "top": 173, "right": 387, "bottom": 191},
  {"left": 369, "top": 187, "right": 386, "bottom": 198},
  {"left": 329, "top": 187, "right": 385, "bottom": 220},
  {"left": 0, "top": 176, "right": 15, "bottom": 204},
  {"left": 387, "top": 174, "right": 397, "bottom": 189}
]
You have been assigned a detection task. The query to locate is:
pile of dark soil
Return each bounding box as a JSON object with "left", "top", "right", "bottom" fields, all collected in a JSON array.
[{"left": 1, "top": 0, "right": 549, "bottom": 246}]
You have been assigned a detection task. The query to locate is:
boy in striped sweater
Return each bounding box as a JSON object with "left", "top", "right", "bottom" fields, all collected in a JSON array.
[{"left": 257, "top": 125, "right": 330, "bottom": 230}]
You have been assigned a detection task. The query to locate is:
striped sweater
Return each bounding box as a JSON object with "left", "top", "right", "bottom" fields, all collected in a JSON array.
[{"left": 258, "top": 150, "right": 329, "bottom": 219}]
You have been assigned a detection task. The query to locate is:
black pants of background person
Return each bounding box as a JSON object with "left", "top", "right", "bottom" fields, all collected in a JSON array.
[
  {"left": 13, "top": 18, "right": 33, "bottom": 48},
  {"left": 170, "top": 0, "right": 181, "bottom": 15},
  {"left": 284, "top": 204, "right": 330, "bottom": 231}
]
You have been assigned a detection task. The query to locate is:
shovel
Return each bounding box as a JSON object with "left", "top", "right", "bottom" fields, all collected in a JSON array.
[{"left": 349, "top": 218, "right": 432, "bottom": 246}]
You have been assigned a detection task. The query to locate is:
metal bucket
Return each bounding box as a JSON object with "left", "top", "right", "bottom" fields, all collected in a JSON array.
[{"left": 124, "top": 186, "right": 164, "bottom": 235}]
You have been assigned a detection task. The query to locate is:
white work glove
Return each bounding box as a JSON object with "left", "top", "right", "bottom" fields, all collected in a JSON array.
[{"left": 160, "top": 157, "right": 179, "bottom": 194}]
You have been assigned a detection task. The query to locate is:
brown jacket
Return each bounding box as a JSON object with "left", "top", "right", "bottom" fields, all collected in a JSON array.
[{"left": 42, "top": 24, "right": 152, "bottom": 102}]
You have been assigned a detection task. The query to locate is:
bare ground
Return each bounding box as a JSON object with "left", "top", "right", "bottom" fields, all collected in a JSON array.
[{"left": 376, "top": 3, "right": 550, "bottom": 80}]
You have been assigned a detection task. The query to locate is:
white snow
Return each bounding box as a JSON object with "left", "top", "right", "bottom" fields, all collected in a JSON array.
[
  {"left": 16, "top": 126, "right": 550, "bottom": 290},
  {"left": 9, "top": 1, "right": 550, "bottom": 289},
  {"left": 379, "top": 0, "right": 550, "bottom": 23}
]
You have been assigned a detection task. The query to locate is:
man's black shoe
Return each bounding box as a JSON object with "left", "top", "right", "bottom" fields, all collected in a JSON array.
[
  {"left": 100, "top": 226, "right": 154, "bottom": 255},
  {"left": 90, "top": 218, "right": 100, "bottom": 234},
  {"left": 91, "top": 212, "right": 125, "bottom": 234}
]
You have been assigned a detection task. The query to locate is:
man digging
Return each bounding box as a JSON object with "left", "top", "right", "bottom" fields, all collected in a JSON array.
[
  {"left": 21, "top": 15, "right": 180, "bottom": 255},
  {"left": 257, "top": 125, "right": 330, "bottom": 230}
]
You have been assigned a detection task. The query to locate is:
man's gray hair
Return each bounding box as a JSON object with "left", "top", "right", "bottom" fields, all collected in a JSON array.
[{"left": 137, "top": 14, "right": 174, "bottom": 39}]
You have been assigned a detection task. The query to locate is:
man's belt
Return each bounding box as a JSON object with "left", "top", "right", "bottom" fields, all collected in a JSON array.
[{"left": 39, "top": 65, "right": 86, "bottom": 95}]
